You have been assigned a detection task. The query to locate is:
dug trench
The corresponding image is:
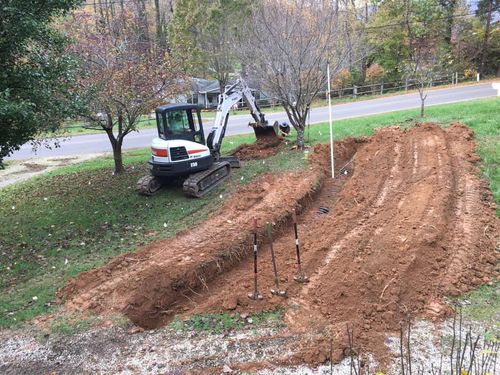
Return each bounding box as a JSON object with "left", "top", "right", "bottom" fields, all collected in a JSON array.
[{"left": 59, "top": 123, "right": 499, "bottom": 368}]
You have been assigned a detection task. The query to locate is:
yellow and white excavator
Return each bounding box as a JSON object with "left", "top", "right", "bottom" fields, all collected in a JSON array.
[{"left": 137, "top": 78, "right": 283, "bottom": 197}]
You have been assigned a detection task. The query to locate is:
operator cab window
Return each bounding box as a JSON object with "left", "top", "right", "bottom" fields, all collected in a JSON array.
[
  {"left": 191, "top": 109, "right": 201, "bottom": 131},
  {"left": 166, "top": 110, "right": 192, "bottom": 135},
  {"left": 156, "top": 112, "right": 166, "bottom": 138}
]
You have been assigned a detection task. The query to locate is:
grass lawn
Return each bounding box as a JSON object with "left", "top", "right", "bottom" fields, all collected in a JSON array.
[{"left": 0, "top": 97, "right": 498, "bottom": 329}]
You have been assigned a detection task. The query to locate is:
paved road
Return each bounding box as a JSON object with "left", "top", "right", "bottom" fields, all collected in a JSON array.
[{"left": 7, "top": 83, "right": 497, "bottom": 160}]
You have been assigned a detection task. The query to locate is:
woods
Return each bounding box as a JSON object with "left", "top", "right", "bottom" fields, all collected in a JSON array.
[{"left": 1, "top": 0, "right": 498, "bottom": 161}]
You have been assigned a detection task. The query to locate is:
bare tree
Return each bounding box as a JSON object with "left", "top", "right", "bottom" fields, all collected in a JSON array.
[
  {"left": 240, "top": 0, "right": 362, "bottom": 148},
  {"left": 402, "top": 0, "right": 445, "bottom": 117}
]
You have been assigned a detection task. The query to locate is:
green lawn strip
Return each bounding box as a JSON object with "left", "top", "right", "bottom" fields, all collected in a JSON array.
[
  {"left": 169, "top": 309, "right": 284, "bottom": 333},
  {"left": 1, "top": 98, "right": 498, "bottom": 329},
  {"left": 457, "top": 283, "right": 500, "bottom": 324}
]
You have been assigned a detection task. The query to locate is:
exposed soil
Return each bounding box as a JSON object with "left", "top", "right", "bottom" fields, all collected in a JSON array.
[
  {"left": 60, "top": 162, "right": 323, "bottom": 329},
  {"left": 59, "top": 123, "right": 499, "bottom": 368},
  {"left": 0, "top": 154, "right": 103, "bottom": 188},
  {"left": 230, "top": 133, "right": 284, "bottom": 160}
]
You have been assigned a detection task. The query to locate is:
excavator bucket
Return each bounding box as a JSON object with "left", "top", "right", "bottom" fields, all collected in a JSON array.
[{"left": 250, "top": 121, "right": 280, "bottom": 140}]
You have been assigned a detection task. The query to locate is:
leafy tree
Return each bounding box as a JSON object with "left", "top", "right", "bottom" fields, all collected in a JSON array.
[
  {"left": 169, "top": 0, "right": 251, "bottom": 92},
  {"left": 332, "top": 69, "right": 354, "bottom": 97},
  {"left": 369, "top": 0, "right": 448, "bottom": 116},
  {"left": 365, "top": 64, "right": 385, "bottom": 84},
  {"left": 476, "top": 0, "right": 499, "bottom": 76},
  {"left": 403, "top": 0, "right": 447, "bottom": 117},
  {"left": 368, "top": 1, "right": 411, "bottom": 81},
  {"left": 66, "top": 10, "right": 184, "bottom": 174},
  {"left": 0, "top": 0, "right": 83, "bottom": 168}
]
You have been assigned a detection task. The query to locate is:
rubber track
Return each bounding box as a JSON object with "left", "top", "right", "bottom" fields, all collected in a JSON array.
[
  {"left": 183, "top": 161, "right": 231, "bottom": 198},
  {"left": 137, "top": 175, "right": 162, "bottom": 196}
]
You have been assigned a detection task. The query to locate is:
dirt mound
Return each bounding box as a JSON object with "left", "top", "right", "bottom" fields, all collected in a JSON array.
[
  {"left": 60, "top": 123, "right": 499, "bottom": 368},
  {"left": 182, "top": 123, "right": 498, "bottom": 365},
  {"left": 60, "top": 166, "right": 323, "bottom": 328},
  {"left": 230, "top": 135, "right": 284, "bottom": 160}
]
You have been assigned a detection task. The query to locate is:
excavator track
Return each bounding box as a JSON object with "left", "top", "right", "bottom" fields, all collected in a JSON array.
[
  {"left": 183, "top": 161, "right": 231, "bottom": 198},
  {"left": 137, "top": 175, "right": 163, "bottom": 196}
]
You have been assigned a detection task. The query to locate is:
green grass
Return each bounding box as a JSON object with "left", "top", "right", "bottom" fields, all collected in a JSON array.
[
  {"left": 0, "top": 97, "right": 498, "bottom": 329},
  {"left": 458, "top": 283, "right": 500, "bottom": 324},
  {"left": 169, "top": 309, "right": 284, "bottom": 333}
]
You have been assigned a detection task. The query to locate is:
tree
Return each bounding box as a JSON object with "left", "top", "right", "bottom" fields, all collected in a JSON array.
[
  {"left": 169, "top": 0, "right": 251, "bottom": 93},
  {"left": 0, "top": 0, "right": 83, "bottom": 168},
  {"left": 66, "top": 10, "right": 184, "bottom": 173},
  {"left": 332, "top": 69, "right": 354, "bottom": 97},
  {"left": 402, "top": 0, "right": 446, "bottom": 117},
  {"left": 476, "top": 0, "right": 499, "bottom": 76},
  {"left": 368, "top": 1, "right": 411, "bottom": 81},
  {"left": 240, "top": 0, "right": 362, "bottom": 149}
]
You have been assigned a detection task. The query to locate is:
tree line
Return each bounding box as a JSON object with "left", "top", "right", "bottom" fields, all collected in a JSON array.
[{"left": 0, "top": 0, "right": 498, "bottom": 171}]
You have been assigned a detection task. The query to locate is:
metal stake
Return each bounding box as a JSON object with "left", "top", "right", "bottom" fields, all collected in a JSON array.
[
  {"left": 292, "top": 209, "right": 309, "bottom": 283},
  {"left": 267, "top": 223, "right": 287, "bottom": 297},
  {"left": 248, "top": 217, "right": 263, "bottom": 300}
]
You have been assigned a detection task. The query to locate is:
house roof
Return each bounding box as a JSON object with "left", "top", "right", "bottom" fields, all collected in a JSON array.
[{"left": 190, "top": 77, "right": 259, "bottom": 94}]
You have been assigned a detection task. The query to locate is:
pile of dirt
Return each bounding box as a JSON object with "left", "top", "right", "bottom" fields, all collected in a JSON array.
[
  {"left": 59, "top": 123, "right": 499, "bottom": 369},
  {"left": 183, "top": 123, "right": 498, "bottom": 365},
  {"left": 230, "top": 134, "right": 284, "bottom": 160},
  {"left": 60, "top": 164, "right": 323, "bottom": 329}
]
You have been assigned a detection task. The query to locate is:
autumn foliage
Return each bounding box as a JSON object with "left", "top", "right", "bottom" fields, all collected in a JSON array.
[{"left": 65, "top": 10, "right": 184, "bottom": 173}]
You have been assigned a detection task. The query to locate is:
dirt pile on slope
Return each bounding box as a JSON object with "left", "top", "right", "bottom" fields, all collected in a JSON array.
[
  {"left": 286, "top": 123, "right": 498, "bottom": 364},
  {"left": 185, "top": 123, "right": 498, "bottom": 365},
  {"left": 60, "top": 165, "right": 323, "bottom": 329},
  {"left": 60, "top": 123, "right": 498, "bottom": 368},
  {"left": 231, "top": 134, "right": 284, "bottom": 160}
]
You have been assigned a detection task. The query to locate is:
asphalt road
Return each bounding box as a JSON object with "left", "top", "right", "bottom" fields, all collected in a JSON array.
[{"left": 7, "top": 82, "right": 497, "bottom": 160}]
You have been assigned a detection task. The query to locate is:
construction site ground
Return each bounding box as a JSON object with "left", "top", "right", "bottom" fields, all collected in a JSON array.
[{"left": 1, "top": 122, "right": 499, "bottom": 374}]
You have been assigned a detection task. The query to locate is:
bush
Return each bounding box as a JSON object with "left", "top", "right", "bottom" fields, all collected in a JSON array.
[{"left": 365, "top": 64, "right": 385, "bottom": 84}]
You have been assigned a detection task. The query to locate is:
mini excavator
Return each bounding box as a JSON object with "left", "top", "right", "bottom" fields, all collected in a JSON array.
[{"left": 137, "top": 78, "right": 281, "bottom": 197}]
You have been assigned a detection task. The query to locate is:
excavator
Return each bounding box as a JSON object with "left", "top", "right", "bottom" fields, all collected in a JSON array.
[{"left": 137, "top": 78, "right": 282, "bottom": 198}]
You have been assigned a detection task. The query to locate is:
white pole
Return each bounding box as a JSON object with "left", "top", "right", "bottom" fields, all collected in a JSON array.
[{"left": 327, "top": 64, "right": 334, "bottom": 179}]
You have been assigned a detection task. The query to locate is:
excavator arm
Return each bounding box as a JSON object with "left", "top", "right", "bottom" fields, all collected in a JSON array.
[{"left": 206, "top": 78, "right": 277, "bottom": 157}]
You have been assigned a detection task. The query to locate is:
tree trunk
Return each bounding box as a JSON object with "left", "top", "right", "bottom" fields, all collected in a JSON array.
[
  {"left": 478, "top": 0, "right": 494, "bottom": 76},
  {"left": 134, "top": 0, "right": 151, "bottom": 53},
  {"left": 104, "top": 127, "right": 125, "bottom": 174},
  {"left": 418, "top": 85, "right": 426, "bottom": 118},
  {"left": 154, "top": 0, "right": 166, "bottom": 49},
  {"left": 296, "top": 127, "right": 305, "bottom": 149},
  {"left": 113, "top": 142, "right": 125, "bottom": 174}
]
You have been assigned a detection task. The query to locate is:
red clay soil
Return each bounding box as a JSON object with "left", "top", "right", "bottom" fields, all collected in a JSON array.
[
  {"left": 60, "top": 123, "right": 499, "bottom": 368},
  {"left": 230, "top": 134, "right": 284, "bottom": 160},
  {"left": 184, "top": 123, "right": 498, "bottom": 366},
  {"left": 60, "top": 164, "right": 322, "bottom": 329}
]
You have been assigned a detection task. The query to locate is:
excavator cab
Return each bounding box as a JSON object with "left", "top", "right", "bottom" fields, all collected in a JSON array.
[
  {"left": 138, "top": 78, "right": 277, "bottom": 198},
  {"left": 156, "top": 104, "right": 205, "bottom": 145}
]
